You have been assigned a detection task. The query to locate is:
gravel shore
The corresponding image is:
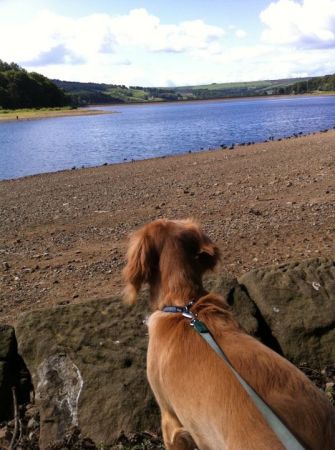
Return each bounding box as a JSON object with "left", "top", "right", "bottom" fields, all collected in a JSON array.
[{"left": 0, "top": 130, "right": 334, "bottom": 324}]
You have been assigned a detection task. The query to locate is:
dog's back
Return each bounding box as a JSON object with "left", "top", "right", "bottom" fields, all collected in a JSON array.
[{"left": 147, "top": 294, "right": 335, "bottom": 450}]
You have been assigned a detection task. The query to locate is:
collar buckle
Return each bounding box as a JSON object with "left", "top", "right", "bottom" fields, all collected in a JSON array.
[{"left": 182, "top": 310, "right": 195, "bottom": 320}]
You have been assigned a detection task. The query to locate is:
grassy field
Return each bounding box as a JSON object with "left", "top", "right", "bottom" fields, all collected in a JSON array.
[
  {"left": 174, "top": 78, "right": 310, "bottom": 91},
  {"left": 0, "top": 106, "right": 108, "bottom": 121}
]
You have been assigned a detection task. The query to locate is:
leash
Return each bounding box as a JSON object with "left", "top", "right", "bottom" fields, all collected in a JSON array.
[{"left": 162, "top": 304, "right": 306, "bottom": 450}]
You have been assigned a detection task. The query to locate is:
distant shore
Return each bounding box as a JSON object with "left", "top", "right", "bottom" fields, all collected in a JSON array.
[
  {"left": 2, "top": 92, "right": 334, "bottom": 122},
  {"left": 0, "top": 107, "right": 111, "bottom": 122}
]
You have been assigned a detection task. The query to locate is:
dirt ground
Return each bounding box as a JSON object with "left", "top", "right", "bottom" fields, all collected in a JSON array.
[{"left": 0, "top": 129, "right": 334, "bottom": 324}]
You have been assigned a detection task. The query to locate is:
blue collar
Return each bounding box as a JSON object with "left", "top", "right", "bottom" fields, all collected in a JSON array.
[
  {"left": 162, "top": 305, "right": 189, "bottom": 314},
  {"left": 162, "top": 299, "right": 196, "bottom": 314},
  {"left": 162, "top": 300, "right": 197, "bottom": 319}
]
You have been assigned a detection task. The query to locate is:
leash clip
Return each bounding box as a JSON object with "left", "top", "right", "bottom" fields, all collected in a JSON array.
[
  {"left": 182, "top": 308, "right": 197, "bottom": 326},
  {"left": 182, "top": 310, "right": 194, "bottom": 320}
]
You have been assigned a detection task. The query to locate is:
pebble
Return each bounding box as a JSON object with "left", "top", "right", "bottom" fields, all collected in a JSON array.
[{"left": 27, "top": 417, "right": 39, "bottom": 430}]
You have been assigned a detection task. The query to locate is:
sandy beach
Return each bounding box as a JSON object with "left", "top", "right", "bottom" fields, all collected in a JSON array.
[{"left": 0, "top": 130, "right": 334, "bottom": 324}]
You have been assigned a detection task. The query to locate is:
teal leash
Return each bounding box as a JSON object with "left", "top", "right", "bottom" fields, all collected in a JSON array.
[{"left": 164, "top": 305, "right": 306, "bottom": 450}]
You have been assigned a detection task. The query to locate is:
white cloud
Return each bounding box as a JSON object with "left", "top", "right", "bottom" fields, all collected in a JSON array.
[
  {"left": 0, "top": 6, "right": 231, "bottom": 84},
  {"left": 106, "top": 9, "right": 225, "bottom": 53},
  {"left": 0, "top": 8, "right": 226, "bottom": 66},
  {"left": 261, "top": 0, "right": 335, "bottom": 48},
  {"left": 0, "top": 10, "right": 117, "bottom": 64},
  {"left": 23, "top": 44, "right": 85, "bottom": 67},
  {"left": 235, "top": 29, "right": 247, "bottom": 39}
]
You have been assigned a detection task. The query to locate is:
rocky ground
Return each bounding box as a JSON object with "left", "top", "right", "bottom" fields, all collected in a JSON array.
[
  {"left": 0, "top": 130, "right": 335, "bottom": 448},
  {"left": 1, "top": 129, "right": 334, "bottom": 325}
]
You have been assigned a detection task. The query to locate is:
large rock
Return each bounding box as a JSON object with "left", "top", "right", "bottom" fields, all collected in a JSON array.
[
  {"left": 239, "top": 258, "right": 335, "bottom": 367},
  {"left": 205, "top": 272, "right": 260, "bottom": 336},
  {"left": 13, "top": 274, "right": 265, "bottom": 448},
  {"left": 205, "top": 273, "right": 284, "bottom": 354},
  {"left": 15, "top": 295, "right": 159, "bottom": 449}
]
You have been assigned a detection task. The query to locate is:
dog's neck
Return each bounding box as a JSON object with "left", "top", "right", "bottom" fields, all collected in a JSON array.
[
  {"left": 151, "top": 272, "right": 207, "bottom": 310},
  {"left": 148, "top": 242, "right": 210, "bottom": 310}
]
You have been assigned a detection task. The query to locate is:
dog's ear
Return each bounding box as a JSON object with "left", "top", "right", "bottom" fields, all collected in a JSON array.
[
  {"left": 179, "top": 226, "right": 220, "bottom": 271},
  {"left": 123, "top": 229, "right": 157, "bottom": 305},
  {"left": 197, "top": 240, "right": 220, "bottom": 271}
]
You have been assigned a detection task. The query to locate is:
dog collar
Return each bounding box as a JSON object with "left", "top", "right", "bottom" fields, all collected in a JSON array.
[
  {"left": 162, "top": 299, "right": 196, "bottom": 314},
  {"left": 162, "top": 306, "right": 187, "bottom": 313},
  {"left": 162, "top": 300, "right": 197, "bottom": 320}
]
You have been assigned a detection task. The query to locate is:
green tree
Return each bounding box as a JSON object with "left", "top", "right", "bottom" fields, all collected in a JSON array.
[{"left": 0, "top": 59, "right": 68, "bottom": 109}]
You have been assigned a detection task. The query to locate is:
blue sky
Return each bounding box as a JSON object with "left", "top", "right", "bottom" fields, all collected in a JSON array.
[{"left": 0, "top": 0, "right": 334, "bottom": 86}]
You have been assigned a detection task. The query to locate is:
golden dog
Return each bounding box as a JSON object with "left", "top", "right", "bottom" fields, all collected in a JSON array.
[{"left": 123, "top": 219, "right": 335, "bottom": 450}]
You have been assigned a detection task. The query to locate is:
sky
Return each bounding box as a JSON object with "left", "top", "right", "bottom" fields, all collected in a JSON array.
[{"left": 0, "top": 0, "right": 335, "bottom": 86}]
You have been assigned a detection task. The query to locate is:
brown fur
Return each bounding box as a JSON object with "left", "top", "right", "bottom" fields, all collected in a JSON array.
[{"left": 123, "top": 219, "right": 335, "bottom": 450}]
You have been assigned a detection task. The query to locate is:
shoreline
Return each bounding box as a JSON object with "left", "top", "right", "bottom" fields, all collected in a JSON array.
[
  {"left": 1, "top": 126, "right": 334, "bottom": 183},
  {"left": 0, "top": 107, "right": 112, "bottom": 122}
]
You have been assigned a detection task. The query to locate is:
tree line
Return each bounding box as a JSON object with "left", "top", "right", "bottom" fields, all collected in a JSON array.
[
  {"left": 0, "top": 60, "right": 68, "bottom": 109},
  {"left": 272, "top": 74, "right": 335, "bottom": 95}
]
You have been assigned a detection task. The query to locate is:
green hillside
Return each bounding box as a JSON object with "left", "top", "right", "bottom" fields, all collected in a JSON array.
[
  {"left": 279, "top": 74, "right": 335, "bottom": 94},
  {"left": 175, "top": 78, "right": 308, "bottom": 92},
  {"left": 54, "top": 75, "right": 335, "bottom": 106},
  {"left": 171, "top": 78, "right": 312, "bottom": 100},
  {"left": 52, "top": 80, "right": 184, "bottom": 105}
]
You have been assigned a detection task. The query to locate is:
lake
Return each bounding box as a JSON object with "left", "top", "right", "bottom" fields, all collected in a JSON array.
[{"left": 1, "top": 95, "right": 335, "bottom": 180}]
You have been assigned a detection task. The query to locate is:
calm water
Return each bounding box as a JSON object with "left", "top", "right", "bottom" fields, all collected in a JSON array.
[{"left": 1, "top": 95, "right": 335, "bottom": 180}]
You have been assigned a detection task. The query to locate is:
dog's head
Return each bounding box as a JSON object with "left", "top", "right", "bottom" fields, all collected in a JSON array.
[{"left": 123, "top": 219, "right": 219, "bottom": 308}]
